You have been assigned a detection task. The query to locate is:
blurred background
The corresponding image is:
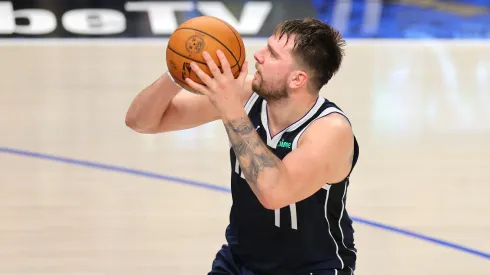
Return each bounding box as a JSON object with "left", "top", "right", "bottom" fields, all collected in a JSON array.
[{"left": 0, "top": 0, "right": 489, "bottom": 275}]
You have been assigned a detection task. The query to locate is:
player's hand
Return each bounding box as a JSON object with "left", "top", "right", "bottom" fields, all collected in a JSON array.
[{"left": 184, "top": 50, "right": 248, "bottom": 115}]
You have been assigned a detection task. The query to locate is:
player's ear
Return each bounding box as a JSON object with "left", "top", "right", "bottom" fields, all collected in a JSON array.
[{"left": 288, "top": 70, "right": 308, "bottom": 89}]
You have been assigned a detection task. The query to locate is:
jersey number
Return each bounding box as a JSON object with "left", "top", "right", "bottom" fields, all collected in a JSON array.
[
  {"left": 235, "top": 161, "right": 298, "bottom": 230},
  {"left": 276, "top": 205, "right": 298, "bottom": 230}
]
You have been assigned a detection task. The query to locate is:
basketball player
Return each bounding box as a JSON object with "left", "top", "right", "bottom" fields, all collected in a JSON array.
[{"left": 126, "top": 18, "right": 358, "bottom": 275}]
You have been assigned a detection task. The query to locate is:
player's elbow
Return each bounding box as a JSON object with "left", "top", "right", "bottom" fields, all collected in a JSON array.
[
  {"left": 125, "top": 115, "right": 138, "bottom": 131},
  {"left": 125, "top": 115, "right": 159, "bottom": 134},
  {"left": 257, "top": 196, "right": 277, "bottom": 210},
  {"left": 259, "top": 196, "right": 290, "bottom": 210},
  {"left": 261, "top": 200, "right": 283, "bottom": 210},
  {"left": 257, "top": 189, "right": 290, "bottom": 210},
  {"left": 255, "top": 175, "right": 293, "bottom": 210}
]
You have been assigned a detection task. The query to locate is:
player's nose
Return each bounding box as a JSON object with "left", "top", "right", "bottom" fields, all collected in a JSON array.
[{"left": 254, "top": 49, "right": 264, "bottom": 64}]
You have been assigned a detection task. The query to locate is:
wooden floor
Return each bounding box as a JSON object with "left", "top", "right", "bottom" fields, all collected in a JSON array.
[{"left": 0, "top": 39, "right": 489, "bottom": 275}]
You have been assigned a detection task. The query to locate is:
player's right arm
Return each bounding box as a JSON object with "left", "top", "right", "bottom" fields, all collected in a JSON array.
[{"left": 125, "top": 72, "right": 253, "bottom": 134}]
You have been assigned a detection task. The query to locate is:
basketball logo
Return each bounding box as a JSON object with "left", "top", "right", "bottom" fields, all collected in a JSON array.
[
  {"left": 181, "top": 62, "right": 192, "bottom": 82},
  {"left": 185, "top": 35, "right": 205, "bottom": 55},
  {"left": 168, "top": 60, "right": 177, "bottom": 70}
]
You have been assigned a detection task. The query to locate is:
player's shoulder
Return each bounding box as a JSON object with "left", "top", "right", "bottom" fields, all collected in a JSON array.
[
  {"left": 317, "top": 99, "right": 352, "bottom": 129},
  {"left": 309, "top": 112, "right": 351, "bottom": 135},
  {"left": 299, "top": 108, "right": 353, "bottom": 147}
]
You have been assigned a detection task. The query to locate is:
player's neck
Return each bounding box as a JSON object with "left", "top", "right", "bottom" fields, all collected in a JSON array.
[{"left": 266, "top": 92, "right": 319, "bottom": 137}]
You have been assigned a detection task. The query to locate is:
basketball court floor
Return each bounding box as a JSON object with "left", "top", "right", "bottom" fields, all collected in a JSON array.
[{"left": 0, "top": 38, "right": 489, "bottom": 275}]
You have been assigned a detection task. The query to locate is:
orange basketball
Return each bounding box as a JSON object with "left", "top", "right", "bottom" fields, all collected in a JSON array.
[{"left": 166, "top": 16, "right": 246, "bottom": 94}]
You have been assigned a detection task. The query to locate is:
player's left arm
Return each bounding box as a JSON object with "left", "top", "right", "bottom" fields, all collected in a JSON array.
[{"left": 224, "top": 111, "right": 354, "bottom": 210}]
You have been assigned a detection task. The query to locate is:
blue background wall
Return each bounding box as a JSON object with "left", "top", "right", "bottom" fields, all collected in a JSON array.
[
  {"left": 1, "top": 0, "right": 490, "bottom": 38},
  {"left": 314, "top": 0, "right": 490, "bottom": 38}
]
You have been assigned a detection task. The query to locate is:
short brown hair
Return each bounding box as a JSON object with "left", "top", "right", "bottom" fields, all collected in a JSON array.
[{"left": 273, "top": 18, "right": 346, "bottom": 92}]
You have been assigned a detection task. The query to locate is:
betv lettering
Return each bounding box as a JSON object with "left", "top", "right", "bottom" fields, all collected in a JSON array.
[{"left": 0, "top": 1, "right": 272, "bottom": 35}]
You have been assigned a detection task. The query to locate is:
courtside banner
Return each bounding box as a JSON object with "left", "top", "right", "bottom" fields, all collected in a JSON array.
[
  {"left": 1, "top": 0, "right": 489, "bottom": 39},
  {"left": 0, "top": 0, "right": 316, "bottom": 38}
]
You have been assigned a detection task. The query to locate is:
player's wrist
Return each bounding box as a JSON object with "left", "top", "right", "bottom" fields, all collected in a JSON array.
[{"left": 220, "top": 102, "right": 247, "bottom": 122}]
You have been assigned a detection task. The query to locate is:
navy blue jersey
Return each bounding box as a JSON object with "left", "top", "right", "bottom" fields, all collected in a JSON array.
[{"left": 225, "top": 92, "right": 359, "bottom": 274}]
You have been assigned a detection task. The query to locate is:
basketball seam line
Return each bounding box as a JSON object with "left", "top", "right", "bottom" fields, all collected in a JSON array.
[
  {"left": 174, "top": 27, "right": 239, "bottom": 66},
  {"left": 216, "top": 19, "right": 243, "bottom": 73},
  {"left": 167, "top": 46, "right": 239, "bottom": 69},
  {"left": 209, "top": 17, "right": 242, "bottom": 64}
]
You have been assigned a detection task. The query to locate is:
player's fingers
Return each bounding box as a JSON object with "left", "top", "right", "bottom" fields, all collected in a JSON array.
[
  {"left": 216, "top": 50, "right": 233, "bottom": 77},
  {"left": 185, "top": 77, "right": 211, "bottom": 96},
  {"left": 189, "top": 62, "right": 213, "bottom": 86},
  {"left": 237, "top": 61, "right": 248, "bottom": 84},
  {"left": 202, "top": 51, "right": 223, "bottom": 79}
]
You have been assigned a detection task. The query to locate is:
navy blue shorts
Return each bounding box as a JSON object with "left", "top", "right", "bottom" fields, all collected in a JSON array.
[{"left": 208, "top": 245, "right": 354, "bottom": 275}]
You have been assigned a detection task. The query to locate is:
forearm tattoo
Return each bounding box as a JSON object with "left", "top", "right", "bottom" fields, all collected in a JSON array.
[{"left": 224, "top": 116, "right": 278, "bottom": 186}]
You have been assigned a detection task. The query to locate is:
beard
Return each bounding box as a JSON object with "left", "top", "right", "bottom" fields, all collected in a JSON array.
[{"left": 252, "top": 74, "right": 289, "bottom": 101}]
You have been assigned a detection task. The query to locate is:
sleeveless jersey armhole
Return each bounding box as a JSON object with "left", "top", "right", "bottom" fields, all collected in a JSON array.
[{"left": 291, "top": 107, "right": 348, "bottom": 150}]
